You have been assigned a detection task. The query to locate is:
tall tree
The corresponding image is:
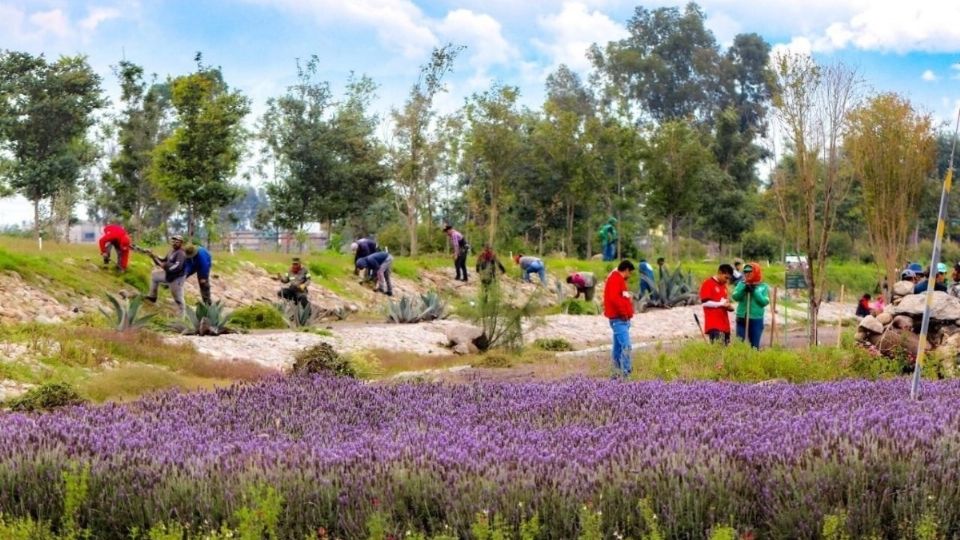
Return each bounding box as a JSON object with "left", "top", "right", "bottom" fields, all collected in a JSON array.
[
  {"left": 460, "top": 85, "right": 528, "bottom": 245},
  {"left": 99, "top": 61, "right": 172, "bottom": 238},
  {"left": 0, "top": 52, "right": 103, "bottom": 242},
  {"left": 642, "top": 120, "right": 715, "bottom": 258},
  {"left": 152, "top": 55, "right": 249, "bottom": 238},
  {"left": 845, "top": 93, "right": 936, "bottom": 297},
  {"left": 772, "top": 53, "right": 861, "bottom": 344},
  {"left": 391, "top": 44, "right": 462, "bottom": 255}
]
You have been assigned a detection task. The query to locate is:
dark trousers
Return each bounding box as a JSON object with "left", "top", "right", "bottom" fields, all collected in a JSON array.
[
  {"left": 455, "top": 252, "right": 468, "bottom": 281},
  {"left": 736, "top": 318, "right": 764, "bottom": 349},
  {"left": 279, "top": 287, "right": 309, "bottom": 307},
  {"left": 707, "top": 330, "right": 730, "bottom": 345},
  {"left": 196, "top": 273, "right": 211, "bottom": 305}
]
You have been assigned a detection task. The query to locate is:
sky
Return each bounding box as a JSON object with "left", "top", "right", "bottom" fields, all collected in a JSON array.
[{"left": 1, "top": 0, "right": 960, "bottom": 225}]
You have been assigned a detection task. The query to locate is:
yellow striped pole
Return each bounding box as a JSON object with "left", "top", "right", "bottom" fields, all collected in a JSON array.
[{"left": 911, "top": 109, "right": 960, "bottom": 400}]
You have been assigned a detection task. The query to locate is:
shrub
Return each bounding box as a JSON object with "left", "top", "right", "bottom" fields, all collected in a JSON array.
[
  {"left": 6, "top": 381, "right": 85, "bottom": 412},
  {"left": 677, "top": 237, "right": 707, "bottom": 260},
  {"left": 827, "top": 233, "right": 854, "bottom": 261},
  {"left": 386, "top": 292, "right": 447, "bottom": 324},
  {"left": 291, "top": 343, "right": 355, "bottom": 377},
  {"left": 637, "top": 266, "right": 699, "bottom": 310},
  {"left": 468, "top": 282, "right": 538, "bottom": 352},
  {"left": 477, "top": 353, "right": 512, "bottom": 368},
  {"left": 172, "top": 301, "right": 234, "bottom": 336},
  {"left": 99, "top": 293, "right": 156, "bottom": 331},
  {"left": 534, "top": 338, "right": 573, "bottom": 352},
  {"left": 231, "top": 303, "right": 287, "bottom": 330},
  {"left": 741, "top": 231, "right": 779, "bottom": 261}
]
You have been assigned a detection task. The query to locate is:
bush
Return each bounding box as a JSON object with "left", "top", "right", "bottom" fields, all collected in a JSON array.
[
  {"left": 677, "top": 237, "right": 707, "bottom": 260},
  {"left": 477, "top": 353, "right": 512, "bottom": 368},
  {"left": 827, "top": 233, "right": 854, "bottom": 261},
  {"left": 376, "top": 223, "right": 446, "bottom": 255},
  {"left": 741, "top": 231, "right": 779, "bottom": 261},
  {"left": 231, "top": 303, "right": 287, "bottom": 330},
  {"left": 291, "top": 343, "right": 355, "bottom": 377},
  {"left": 534, "top": 338, "right": 573, "bottom": 352},
  {"left": 6, "top": 382, "right": 86, "bottom": 412}
]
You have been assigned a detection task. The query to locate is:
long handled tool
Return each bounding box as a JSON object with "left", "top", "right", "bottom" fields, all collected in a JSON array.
[{"left": 693, "top": 313, "right": 709, "bottom": 343}]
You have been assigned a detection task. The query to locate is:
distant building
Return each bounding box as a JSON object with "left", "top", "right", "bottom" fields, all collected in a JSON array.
[
  {"left": 223, "top": 229, "right": 328, "bottom": 252},
  {"left": 68, "top": 222, "right": 101, "bottom": 244}
]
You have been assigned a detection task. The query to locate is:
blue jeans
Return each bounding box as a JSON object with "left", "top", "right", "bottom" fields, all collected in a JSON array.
[
  {"left": 523, "top": 261, "right": 546, "bottom": 285},
  {"left": 736, "top": 317, "right": 764, "bottom": 349},
  {"left": 602, "top": 242, "right": 616, "bottom": 261},
  {"left": 609, "top": 319, "right": 632, "bottom": 378}
]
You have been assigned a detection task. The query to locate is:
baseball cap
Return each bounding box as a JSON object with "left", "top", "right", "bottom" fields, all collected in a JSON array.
[
  {"left": 170, "top": 234, "right": 183, "bottom": 242},
  {"left": 908, "top": 263, "right": 923, "bottom": 273},
  {"left": 184, "top": 244, "right": 198, "bottom": 258},
  {"left": 901, "top": 269, "right": 916, "bottom": 279},
  {"left": 937, "top": 262, "right": 948, "bottom": 274}
]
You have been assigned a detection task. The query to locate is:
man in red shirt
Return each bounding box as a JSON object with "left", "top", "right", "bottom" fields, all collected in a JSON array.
[
  {"left": 699, "top": 263, "right": 735, "bottom": 344},
  {"left": 98, "top": 222, "right": 132, "bottom": 271},
  {"left": 604, "top": 260, "right": 636, "bottom": 378}
]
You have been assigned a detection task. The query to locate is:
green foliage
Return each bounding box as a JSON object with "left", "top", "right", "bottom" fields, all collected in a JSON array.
[
  {"left": 470, "top": 511, "right": 512, "bottom": 540},
  {"left": 741, "top": 230, "right": 780, "bottom": 261},
  {"left": 822, "top": 509, "right": 850, "bottom": 540},
  {"left": 233, "top": 484, "right": 283, "bottom": 540},
  {"left": 344, "top": 351, "right": 384, "bottom": 380},
  {"left": 230, "top": 303, "right": 287, "bottom": 330},
  {"left": 577, "top": 505, "right": 602, "bottom": 540},
  {"left": 6, "top": 382, "right": 85, "bottom": 412},
  {"left": 291, "top": 342, "right": 355, "bottom": 378},
  {"left": 827, "top": 232, "right": 854, "bottom": 261},
  {"left": 533, "top": 338, "right": 572, "bottom": 352},
  {"left": 477, "top": 353, "right": 512, "bottom": 368},
  {"left": 468, "top": 282, "right": 539, "bottom": 352},
  {"left": 365, "top": 510, "right": 390, "bottom": 540},
  {"left": 173, "top": 301, "right": 234, "bottom": 336},
  {"left": 914, "top": 510, "right": 941, "bottom": 540},
  {"left": 707, "top": 525, "right": 737, "bottom": 540},
  {"left": 277, "top": 300, "right": 317, "bottom": 329},
  {"left": 385, "top": 291, "right": 447, "bottom": 324},
  {"left": 637, "top": 266, "right": 699, "bottom": 310},
  {"left": 99, "top": 293, "right": 156, "bottom": 331},
  {"left": 639, "top": 498, "right": 663, "bottom": 540},
  {"left": 0, "top": 514, "right": 56, "bottom": 539},
  {"left": 60, "top": 463, "right": 90, "bottom": 540}
]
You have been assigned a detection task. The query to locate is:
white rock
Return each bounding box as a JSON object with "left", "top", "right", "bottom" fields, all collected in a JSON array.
[
  {"left": 894, "top": 292, "right": 960, "bottom": 321},
  {"left": 859, "top": 315, "right": 883, "bottom": 334},
  {"left": 876, "top": 312, "right": 893, "bottom": 325},
  {"left": 893, "top": 280, "right": 915, "bottom": 297}
]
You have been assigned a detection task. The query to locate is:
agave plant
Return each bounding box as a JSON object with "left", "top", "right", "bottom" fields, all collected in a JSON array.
[
  {"left": 386, "top": 291, "right": 448, "bottom": 324},
  {"left": 636, "top": 266, "right": 700, "bottom": 312},
  {"left": 173, "top": 301, "right": 234, "bottom": 336},
  {"left": 279, "top": 301, "right": 316, "bottom": 329},
  {"left": 100, "top": 292, "right": 156, "bottom": 331}
]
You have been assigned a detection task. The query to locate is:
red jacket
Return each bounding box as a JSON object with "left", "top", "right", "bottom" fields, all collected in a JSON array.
[
  {"left": 98, "top": 224, "right": 131, "bottom": 254},
  {"left": 604, "top": 270, "right": 634, "bottom": 320}
]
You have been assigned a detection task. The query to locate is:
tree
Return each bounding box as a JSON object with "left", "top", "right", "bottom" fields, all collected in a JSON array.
[
  {"left": 98, "top": 61, "right": 173, "bottom": 238},
  {"left": 152, "top": 56, "right": 249, "bottom": 238},
  {"left": 0, "top": 52, "right": 103, "bottom": 242},
  {"left": 391, "top": 44, "right": 462, "bottom": 256},
  {"left": 642, "top": 120, "right": 715, "bottom": 258},
  {"left": 845, "top": 93, "right": 936, "bottom": 297},
  {"left": 772, "top": 53, "right": 861, "bottom": 344},
  {"left": 460, "top": 85, "right": 528, "bottom": 245}
]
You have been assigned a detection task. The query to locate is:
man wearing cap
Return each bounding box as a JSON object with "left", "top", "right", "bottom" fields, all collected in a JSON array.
[
  {"left": 566, "top": 271, "right": 597, "bottom": 301},
  {"left": 144, "top": 235, "right": 187, "bottom": 314},
  {"left": 278, "top": 258, "right": 311, "bottom": 306},
  {"left": 443, "top": 224, "right": 469, "bottom": 282},
  {"left": 355, "top": 251, "right": 393, "bottom": 296},
  {"left": 183, "top": 244, "right": 213, "bottom": 305},
  {"left": 914, "top": 263, "right": 948, "bottom": 294}
]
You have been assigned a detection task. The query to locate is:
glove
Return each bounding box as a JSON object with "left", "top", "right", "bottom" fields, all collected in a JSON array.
[
  {"left": 744, "top": 283, "right": 756, "bottom": 294},
  {"left": 102, "top": 255, "right": 110, "bottom": 265}
]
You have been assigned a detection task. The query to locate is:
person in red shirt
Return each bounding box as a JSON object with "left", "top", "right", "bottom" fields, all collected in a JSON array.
[
  {"left": 699, "top": 264, "right": 735, "bottom": 344},
  {"left": 604, "top": 260, "right": 636, "bottom": 378},
  {"left": 98, "top": 222, "right": 132, "bottom": 271}
]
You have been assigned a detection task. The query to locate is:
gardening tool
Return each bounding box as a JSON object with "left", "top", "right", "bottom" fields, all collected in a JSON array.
[{"left": 693, "top": 313, "right": 708, "bottom": 343}]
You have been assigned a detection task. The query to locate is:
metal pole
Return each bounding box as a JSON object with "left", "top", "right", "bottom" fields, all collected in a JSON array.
[
  {"left": 770, "top": 286, "right": 778, "bottom": 347},
  {"left": 912, "top": 108, "right": 960, "bottom": 400}
]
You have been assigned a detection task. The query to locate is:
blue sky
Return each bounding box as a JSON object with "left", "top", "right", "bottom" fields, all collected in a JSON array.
[{"left": 2, "top": 0, "right": 960, "bottom": 224}]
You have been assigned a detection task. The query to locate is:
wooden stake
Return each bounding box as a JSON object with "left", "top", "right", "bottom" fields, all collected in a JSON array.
[
  {"left": 770, "top": 286, "right": 778, "bottom": 347},
  {"left": 836, "top": 284, "right": 845, "bottom": 347}
]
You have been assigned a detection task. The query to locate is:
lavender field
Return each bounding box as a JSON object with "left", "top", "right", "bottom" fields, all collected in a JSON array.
[{"left": 2, "top": 376, "right": 960, "bottom": 538}]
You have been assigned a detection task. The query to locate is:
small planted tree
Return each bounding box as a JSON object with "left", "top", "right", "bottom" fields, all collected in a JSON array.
[{"left": 470, "top": 282, "right": 539, "bottom": 352}]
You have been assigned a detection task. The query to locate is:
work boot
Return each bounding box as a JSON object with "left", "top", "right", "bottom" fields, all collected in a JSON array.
[{"left": 143, "top": 295, "right": 157, "bottom": 303}]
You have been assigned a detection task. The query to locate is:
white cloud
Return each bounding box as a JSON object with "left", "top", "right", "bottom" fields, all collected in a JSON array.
[
  {"left": 28, "top": 9, "right": 70, "bottom": 38},
  {"left": 922, "top": 70, "right": 937, "bottom": 82},
  {"left": 534, "top": 1, "right": 627, "bottom": 74},
  {"left": 243, "top": 0, "right": 436, "bottom": 58},
  {"left": 436, "top": 9, "right": 515, "bottom": 71},
  {"left": 79, "top": 6, "right": 121, "bottom": 32}
]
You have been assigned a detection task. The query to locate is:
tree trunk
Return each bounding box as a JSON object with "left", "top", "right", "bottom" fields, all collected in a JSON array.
[
  {"left": 407, "top": 211, "right": 418, "bottom": 257},
  {"left": 488, "top": 199, "right": 498, "bottom": 248},
  {"left": 538, "top": 225, "right": 544, "bottom": 255},
  {"left": 668, "top": 214, "right": 678, "bottom": 260},
  {"left": 33, "top": 199, "right": 40, "bottom": 245},
  {"left": 565, "top": 202, "right": 575, "bottom": 258}
]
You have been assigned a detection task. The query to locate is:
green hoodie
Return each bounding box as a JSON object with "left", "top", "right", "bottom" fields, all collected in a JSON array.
[
  {"left": 598, "top": 218, "right": 618, "bottom": 244},
  {"left": 731, "top": 281, "right": 770, "bottom": 320}
]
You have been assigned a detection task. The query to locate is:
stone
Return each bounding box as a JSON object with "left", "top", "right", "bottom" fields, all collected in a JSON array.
[
  {"left": 35, "top": 314, "right": 62, "bottom": 325},
  {"left": 859, "top": 315, "right": 884, "bottom": 334},
  {"left": 854, "top": 330, "right": 866, "bottom": 342},
  {"left": 893, "top": 280, "right": 915, "bottom": 297},
  {"left": 892, "top": 315, "right": 914, "bottom": 330},
  {"left": 893, "top": 292, "right": 960, "bottom": 322},
  {"left": 876, "top": 312, "right": 893, "bottom": 325},
  {"left": 452, "top": 342, "right": 478, "bottom": 355},
  {"left": 444, "top": 325, "right": 484, "bottom": 347},
  {"left": 877, "top": 328, "right": 926, "bottom": 360}
]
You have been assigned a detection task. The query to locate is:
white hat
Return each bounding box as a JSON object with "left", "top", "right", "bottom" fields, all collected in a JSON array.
[{"left": 350, "top": 242, "right": 358, "bottom": 252}]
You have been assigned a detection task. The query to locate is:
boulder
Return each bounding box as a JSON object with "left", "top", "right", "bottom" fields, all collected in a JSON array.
[
  {"left": 876, "top": 312, "right": 893, "bottom": 325},
  {"left": 893, "top": 280, "right": 915, "bottom": 297},
  {"left": 893, "top": 292, "right": 960, "bottom": 322},
  {"left": 854, "top": 330, "right": 866, "bottom": 342},
  {"left": 892, "top": 315, "right": 915, "bottom": 330},
  {"left": 858, "top": 315, "right": 884, "bottom": 334},
  {"left": 877, "top": 328, "right": 927, "bottom": 360},
  {"left": 444, "top": 325, "right": 484, "bottom": 354}
]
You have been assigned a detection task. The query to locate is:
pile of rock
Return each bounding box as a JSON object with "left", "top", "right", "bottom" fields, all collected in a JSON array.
[{"left": 856, "top": 291, "right": 960, "bottom": 371}]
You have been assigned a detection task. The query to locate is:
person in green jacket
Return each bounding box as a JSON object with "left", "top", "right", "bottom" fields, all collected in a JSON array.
[
  {"left": 731, "top": 261, "right": 770, "bottom": 349},
  {"left": 598, "top": 217, "right": 618, "bottom": 261}
]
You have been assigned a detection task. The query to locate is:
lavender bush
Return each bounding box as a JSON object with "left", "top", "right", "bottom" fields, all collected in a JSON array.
[{"left": 2, "top": 376, "right": 960, "bottom": 538}]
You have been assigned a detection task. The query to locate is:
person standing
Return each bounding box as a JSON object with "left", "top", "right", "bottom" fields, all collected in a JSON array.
[
  {"left": 183, "top": 244, "right": 213, "bottom": 305},
  {"left": 98, "top": 222, "right": 132, "bottom": 271},
  {"left": 475, "top": 245, "right": 507, "bottom": 286},
  {"left": 914, "top": 263, "right": 948, "bottom": 294},
  {"left": 638, "top": 258, "right": 656, "bottom": 296},
  {"left": 598, "top": 217, "right": 618, "bottom": 261},
  {"left": 604, "top": 260, "right": 635, "bottom": 378},
  {"left": 566, "top": 271, "right": 597, "bottom": 301},
  {"left": 513, "top": 253, "right": 547, "bottom": 285},
  {"left": 950, "top": 263, "right": 960, "bottom": 299},
  {"left": 443, "top": 224, "right": 469, "bottom": 282},
  {"left": 356, "top": 251, "right": 394, "bottom": 296},
  {"left": 699, "top": 264, "right": 735, "bottom": 344},
  {"left": 731, "top": 259, "right": 744, "bottom": 284},
  {"left": 731, "top": 262, "right": 770, "bottom": 349},
  {"left": 144, "top": 235, "right": 187, "bottom": 314},
  {"left": 278, "top": 257, "right": 311, "bottom": 306}
]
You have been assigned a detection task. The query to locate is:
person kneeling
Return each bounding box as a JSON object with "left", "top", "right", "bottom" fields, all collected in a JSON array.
[{"left": 278, "top": 257, "right": 311, "bottom": 307}]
